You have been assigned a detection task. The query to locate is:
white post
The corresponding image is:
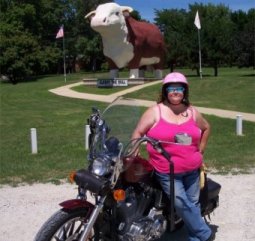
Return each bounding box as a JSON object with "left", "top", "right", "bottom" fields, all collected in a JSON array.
[
  {"left": 30, "top": 128, "right": 38, "bottom": 154},
  {"left": 197, "top": 29, "right": 202, "bottom": 79},
  {"left": 85, "top": 124, "right": 91, "bottom": 150},
  {"left": 236, "top": 114, "right": 243, "bottom": 136}
]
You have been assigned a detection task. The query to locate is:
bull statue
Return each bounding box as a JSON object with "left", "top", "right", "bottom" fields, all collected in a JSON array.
[{"left": 85, "top": 2, "right": 165, "bottom": 79}]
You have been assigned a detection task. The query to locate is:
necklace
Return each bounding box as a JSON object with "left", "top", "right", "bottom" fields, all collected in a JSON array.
[
  {"left": 164, "top": 101, "right": 188, "bottom": 118},
  {"left": 181, "top": 111, "right": 188, "bottom": 117}
]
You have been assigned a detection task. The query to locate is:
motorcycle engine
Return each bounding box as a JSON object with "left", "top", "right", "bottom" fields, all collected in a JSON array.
[{"left": 119, "top": 208, "right": 167, "bottom": 241}]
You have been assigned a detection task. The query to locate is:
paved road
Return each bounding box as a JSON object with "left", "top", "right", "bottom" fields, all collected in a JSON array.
[{"left": 49, "top": 81, "right": 255, "bottom": 122}]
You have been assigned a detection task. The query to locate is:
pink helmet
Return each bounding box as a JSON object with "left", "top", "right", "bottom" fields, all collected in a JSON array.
[{"left": 163, "top": 72, "right": 188, "bottom": 86}]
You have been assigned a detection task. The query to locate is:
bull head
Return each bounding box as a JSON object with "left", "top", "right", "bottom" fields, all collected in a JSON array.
[{"left": 85, "top": 3, "right": 133, "bottom": 21}]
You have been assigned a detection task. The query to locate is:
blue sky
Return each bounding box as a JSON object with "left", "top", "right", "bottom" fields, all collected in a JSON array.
[{"left": 116, "top": 0, "right": 254, "bottom": 21}]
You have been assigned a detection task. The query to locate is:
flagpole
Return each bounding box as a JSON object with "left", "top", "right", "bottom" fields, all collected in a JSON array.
[
  {"left": 197, "top": 29, "right": 202, "bottom": 79},
  {"left": 194, "top": 11, "right": 202, "bottom": 79},
  {"left": 62, "top": 25, "right": 67, "bottom": 83}
]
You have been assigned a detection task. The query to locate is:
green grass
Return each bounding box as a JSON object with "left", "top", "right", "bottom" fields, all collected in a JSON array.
[
  {"left": 124, "top": 67, "right": 255, "bottom": 113},
  {"left": 0, "top": 68, "right": 254, "bottom": 185},
  {"left": 72, "top": 67, "right": 255, "bottom": 113},
  {"left": 0, "top": 73, "right": 107, "bottom": 184},
  {"left": 203, "top": 115, "right": 255, "bottom": 173}
]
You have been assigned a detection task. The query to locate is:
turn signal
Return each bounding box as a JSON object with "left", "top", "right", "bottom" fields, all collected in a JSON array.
[
  {"left": 113, "top": 189, "right": 126, "bottom": 201},
  {"left": 69, "top": 171, "right": 76, "bottom": 184}
]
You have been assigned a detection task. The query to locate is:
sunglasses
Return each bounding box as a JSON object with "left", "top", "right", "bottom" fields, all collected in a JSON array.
[{"left": 166, "top": 86, "right": 185, "bottom": 93}]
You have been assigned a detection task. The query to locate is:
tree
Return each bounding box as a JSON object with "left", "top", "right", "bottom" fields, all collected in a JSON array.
[
  {"left": 154, "top": 3, "right": 253, "bottom": 76},
  {"left": 1, "top": 0, "right": 253, "bottom": 80},
  {"left": 188, "top": 3, "right": 235, "bottom": 76},
  {"left": 0, "top": 1, "right": 62, "bottom": 82},
  {"left": 63, "top": 0, "right": 111, "bottom": 72},
  {"left": 231, "top": 9, "right": 255, "bottom": 68},
  {"left": 0, "top": 1, "right": 51, "bottom": 83},
  {"left": 0, "top": 0, "right": 113, "bottom": 82},
  {"left": 155, "top": 9, "right": 189, "bottom": 72}
]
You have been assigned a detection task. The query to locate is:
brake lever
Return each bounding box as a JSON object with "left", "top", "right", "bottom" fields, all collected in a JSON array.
[
  {"left": 146, "top": 137, "right": 172, "bottom": 162},
  {"left": 148, "top": 138, "right": 163, "bottom": 153}
]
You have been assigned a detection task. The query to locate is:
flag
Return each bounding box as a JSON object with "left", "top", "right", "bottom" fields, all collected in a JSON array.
[
  {"left": 56, "top": 26, "right": 64, "bottom": 38},
  {"left": 194, "top": 11, "right": 201, "bottom": 29}
]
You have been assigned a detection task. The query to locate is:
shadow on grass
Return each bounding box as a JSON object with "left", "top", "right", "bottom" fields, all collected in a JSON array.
[
  {"left": 185, "top": 74, "right": 212, "bottom": 78},
  {"left": 240, "top": 74, "right": 255, "bottom": 77},
  {"left": 0, "top": 75, "right": 55, "bottom": 85}
]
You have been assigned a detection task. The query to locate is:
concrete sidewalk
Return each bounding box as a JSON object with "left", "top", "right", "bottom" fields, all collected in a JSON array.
[{"left": 49, "top": 81, "right": 255, "bottom": 122}]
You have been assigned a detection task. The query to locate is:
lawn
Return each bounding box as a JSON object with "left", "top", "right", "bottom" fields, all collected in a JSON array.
[
  {"left": 0, "top": 68, "right": 254, "bottom": 185},
  {"left": 72, "top": 67, "right": 255, "bottom": 113},
  {"left": 124, "top": 67, "right": 255, "bottom": 113},
  {"left": 0, "top": 73, "right": 108, "bottom": 184}
]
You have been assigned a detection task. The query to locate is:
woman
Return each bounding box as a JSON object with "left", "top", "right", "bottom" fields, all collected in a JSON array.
[{"left": 131, "top": 72, "right": 213, "bottom": 241}]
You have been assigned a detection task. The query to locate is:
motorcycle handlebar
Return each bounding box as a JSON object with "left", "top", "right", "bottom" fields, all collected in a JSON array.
[{"left": 125, "top": 136, "right": 173, "bottom": 163}]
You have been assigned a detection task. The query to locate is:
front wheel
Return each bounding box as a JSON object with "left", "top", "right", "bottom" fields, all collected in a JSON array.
[{"left": 34, "top": 208, "right": 99, "bottom": 241}]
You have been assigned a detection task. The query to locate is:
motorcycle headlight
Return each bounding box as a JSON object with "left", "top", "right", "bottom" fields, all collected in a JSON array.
[{"left": 92, "top": 156, "right": 112, "bottom": 176}]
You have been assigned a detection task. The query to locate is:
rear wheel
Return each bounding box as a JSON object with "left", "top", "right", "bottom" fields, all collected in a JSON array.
[{"left": 34, "top": 208, "right": 100, "bottom": 241}]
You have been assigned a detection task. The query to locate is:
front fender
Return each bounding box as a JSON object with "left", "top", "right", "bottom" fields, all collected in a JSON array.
[{"left": 60, "top": 199, "right": 94, "bottom": 210}]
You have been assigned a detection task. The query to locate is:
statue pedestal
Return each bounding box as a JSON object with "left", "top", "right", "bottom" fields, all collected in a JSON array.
[{"left": 83, "top": 78, "right": 159, "bottom": 87}]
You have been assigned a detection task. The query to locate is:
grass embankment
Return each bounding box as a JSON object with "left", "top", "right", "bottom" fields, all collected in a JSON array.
[
  {"left": 72, "top": 68, "right": 255, "bottom": 113},
  {"left": 0, "top": 68, "right": 254, "bottom": 185},
  {"left": 0, "top": 73, "right": 107, "bottom": 184}
]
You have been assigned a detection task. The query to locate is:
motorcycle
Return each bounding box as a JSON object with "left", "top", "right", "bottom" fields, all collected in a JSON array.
[{"left": 34, "top": 97, "right": 221, "bottom": 241}]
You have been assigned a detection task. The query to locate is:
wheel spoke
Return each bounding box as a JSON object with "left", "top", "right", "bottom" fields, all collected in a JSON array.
[
  {"left": 53, "top": 217, "right": 85, "bottom": 241},
  {"left": 67, "top": 221, "right": 75, "bottom": 237},
  {"left": 35, "top": 209, "right": 102, "bottom": 241},
  {"left": 73, "top": 222, "right": 83, "bottom": 235}
]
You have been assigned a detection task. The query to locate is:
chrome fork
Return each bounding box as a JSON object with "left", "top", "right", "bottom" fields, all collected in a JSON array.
[{"left": 78, "top": 196, "right": 106, "bottom": 241}]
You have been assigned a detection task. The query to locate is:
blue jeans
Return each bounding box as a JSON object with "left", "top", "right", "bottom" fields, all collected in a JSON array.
[{"left": 155, "top": 170, "right": 211, "bottom": 241}]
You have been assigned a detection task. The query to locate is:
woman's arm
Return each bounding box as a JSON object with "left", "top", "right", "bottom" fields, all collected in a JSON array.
[
  {"left": 194, "top": 108, "right": 211, "bottom": 154},
  {"left": 131, "top": 105, "right": 158, "bottom": 139}
]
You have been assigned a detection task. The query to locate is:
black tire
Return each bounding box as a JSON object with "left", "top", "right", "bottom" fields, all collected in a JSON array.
[{"left": 34, "top": 208, "right": 99, "bottom": 241}]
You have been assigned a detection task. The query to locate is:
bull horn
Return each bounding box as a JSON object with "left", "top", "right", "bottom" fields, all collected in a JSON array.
[
  {"left": 85, "top": 10, "right": 96, "bottom": 19},
  {"left": 121, "top": 6, "right": 133, "bottom": 13}
]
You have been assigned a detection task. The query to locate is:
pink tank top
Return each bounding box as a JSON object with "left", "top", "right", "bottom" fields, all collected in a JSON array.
[{"left": 146, "top": 105, "right": 203, "bottom": 173}]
